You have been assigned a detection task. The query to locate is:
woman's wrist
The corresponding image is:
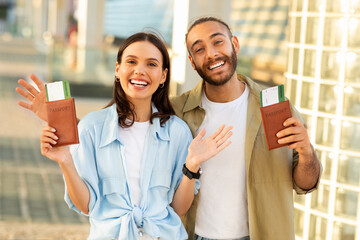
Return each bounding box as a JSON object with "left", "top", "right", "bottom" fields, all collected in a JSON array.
[
  {"left": 185, "top": 156, "right": 201, "bottom": 173},
  {"left": 58, "top": 151, "right": 74, "bottom": 169}
]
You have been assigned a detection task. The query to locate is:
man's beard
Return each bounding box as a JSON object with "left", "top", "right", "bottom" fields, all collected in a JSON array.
[{"left": 194, "top": 48, "right": 237, "bottom": 86}]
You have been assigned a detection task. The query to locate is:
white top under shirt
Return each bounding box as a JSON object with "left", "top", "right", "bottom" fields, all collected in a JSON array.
[
  {"left": 118, "top": 121, "right": 150, "bottom": 207},
  {"left": 195, "top": 83, "right": 249, "bottom": 239}
]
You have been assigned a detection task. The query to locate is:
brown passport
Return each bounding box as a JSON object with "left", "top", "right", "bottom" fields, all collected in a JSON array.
[
  {"left": 260, "top": 100, "right": 292, "bottom": 150},
  {"left": 46, "top": 98, "right": 79, "bottom": 146}
]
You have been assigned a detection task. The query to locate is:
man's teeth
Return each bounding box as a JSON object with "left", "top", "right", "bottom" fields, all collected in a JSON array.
[
  {"left": 130, "top": 80, "right": 148, "bottom": 86},
  {"left": 209, "top": 61, "right": 225, "bottom": 70}
]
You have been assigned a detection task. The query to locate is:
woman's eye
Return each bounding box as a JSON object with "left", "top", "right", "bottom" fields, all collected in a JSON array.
[
  {"left": 149, "top": 62, "right": 157, "bottom": 67},
  {"left": 127, "top": 60, "right": 136, "bottom": 64}
]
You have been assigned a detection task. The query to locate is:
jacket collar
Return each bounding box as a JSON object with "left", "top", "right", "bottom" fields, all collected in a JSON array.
[
  {"left": 99, "top": 104, "right": 170, "bottom": 148},
  {"left": 182, "top": 74, "right": 260, "bottom": 113},
  {"left": 183, "top": 80, "right": 204, "bottom": 113}
]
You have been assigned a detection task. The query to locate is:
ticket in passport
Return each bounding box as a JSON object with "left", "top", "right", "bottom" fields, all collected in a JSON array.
[
  {"left": 260, "top": 84, "right": 285, "bottom": 107},
  {"left": 45, "top": 81, "right": 71, "bottom": 102}
]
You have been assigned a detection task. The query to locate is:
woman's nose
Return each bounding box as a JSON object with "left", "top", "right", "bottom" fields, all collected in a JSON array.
[{"left": 134, "top": 64, "right": 145, "bottom": 75}]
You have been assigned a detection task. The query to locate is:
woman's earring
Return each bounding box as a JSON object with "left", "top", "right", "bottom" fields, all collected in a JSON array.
[
  {"left": 115, "top": 75, "right": 120, "bottom": 82},
  {"left": 159, "top": 83, "right": 165, "bottom": 88}
]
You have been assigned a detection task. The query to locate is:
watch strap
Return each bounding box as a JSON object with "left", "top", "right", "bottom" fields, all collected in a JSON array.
[{"left": 182, "top": 163, "right": 201, "bottom": 179}]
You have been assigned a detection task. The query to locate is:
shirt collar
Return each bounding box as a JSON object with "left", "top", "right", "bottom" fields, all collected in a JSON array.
[
  {"left": 182, "top": 74, "right": 256, "bottom": 113},
  {"left": 99, "top": 104, "right": 170, "bottom": 148}
]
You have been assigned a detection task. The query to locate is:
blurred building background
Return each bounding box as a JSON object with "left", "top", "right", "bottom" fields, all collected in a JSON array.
[{"left": 0, "top": 0, "right": 359, "bottom": 239}]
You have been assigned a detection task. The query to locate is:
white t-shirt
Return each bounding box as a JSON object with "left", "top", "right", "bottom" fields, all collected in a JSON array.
[
  {"left": 195, "top": 83, "right": 249, "bottom": 239},
  {"left": 118, "top": 121, "right": 150, "bottom": 207}
]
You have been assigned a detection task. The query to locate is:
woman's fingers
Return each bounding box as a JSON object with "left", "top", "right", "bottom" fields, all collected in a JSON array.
[
  {"left": 30, "top": 74, "right": 46, "bottom": 92},
  {"left": 17, "top": 101, "right": 31, "bottom": 110},
  {"left": 18, "top": 79, "right": 39, "bottom": 97},
  {"left": 42, "top": 125, "right": 56, "bottom": 133},
  {"left": 215, "top": 131, "right": 233, "bottom": 147},
  {"left": 41, "top": 136, "right": 57, "bottom": 145},
  {"left": 210, "top": 124, "right": 225, "bottom": 139},
  {"left": 214, "top": 126, "right": 233, "bottom": 143},
  {"left": 216, "top": 140, "right": 232, "bottom": 153},
  {"left": 41, "top": 142, "right": 53, "bottom": 150},
  {"left": 15, "top": 86, "right": 34, "bottom": 101},
  {"left": 41, "top": 126, "right": 58, "bottom": 143}
]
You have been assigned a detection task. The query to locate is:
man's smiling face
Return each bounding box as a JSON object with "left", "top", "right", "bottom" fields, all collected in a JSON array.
[{"left": 186, "top": 21, "right": 240, "bottom": 86}]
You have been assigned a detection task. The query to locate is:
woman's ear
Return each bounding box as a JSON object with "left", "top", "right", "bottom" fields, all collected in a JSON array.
[
  {"left": 115, "top": 61, "right": 120, "bottom": 77},
  {"left": 161, "top": 68, "right": 168, "bottom": 84}
]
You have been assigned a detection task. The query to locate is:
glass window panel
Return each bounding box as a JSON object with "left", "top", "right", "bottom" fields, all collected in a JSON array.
[
  {"left": 308, "top": 0, "right": 322, "bottom": 12},
  {"left": 292, "top": 48, "right": 299, "bottom": 74},
  {"left": 343, "top": 86, "right": 360, "bottom": 116},
  {"left": 333, "top": 222, "right": 356, "bottom": 240},
  {"left": 306, "top": 17, "right": 319, "bottom": 45},
  {"left": 318, "top": 84, "right": 337, "bottom": 114},
  {"left": 294, "top": 192, "right": 306, "bottom": 205},
  {"left": 287, "top": 49, "right": 292, "bottom": 73},
  {"left": 348, "top": 18, "right": 360, "bottom": 48},
  {"left": 294, "top": 208, "right": 304, "bottom": 237},
  {"left": 303, "top": 49, "right": 316, "bottom": 77},
  {"left": 326, "top": 0, "right": 343, "bottom": 13},
  {"left": 323, "top": 18, "right": 342, "bottom": 47},
  {"left": 316, "top": 117, "right": 336, "bottom": 147},
  {"left": 286, "top": 78, "right": 297, "bottom": 105},
  {"left": 296, "top": 0, "right": 303, "bottom": 12},
  {"left": 335, "top": 188, "right": 358, "bottom": 218},
  {"left": 317, "top": 150, "right": 333, "bottom": 180},
  {"left": 302, "top": 114, "right": 312, "bottom": 134},
  {"left": 345, "top": 52, "right": 360, "bottom": 83},
  {"left": 309, "top": 215, "right": 327, "bottom": 240},
  {"left": 338, "top": 155, "right": 360, "bottom": 186},
  {"left": 321, "top": 51, "right": 340, "bottom": 80},
  {"left": 295, "top": 17, "right": 302, "bottom": 43},
  {"left": 350, "top": 0, "right": 360, "bottom": 14},
  {"left": 311, "top": 184, "right": 330, "bottom": 212},
  {"left": 300, "top": 81, "right": 314, "bottom": 110},
  {"left": 341, "top": 121, "right": 360, "bottom": 151}
]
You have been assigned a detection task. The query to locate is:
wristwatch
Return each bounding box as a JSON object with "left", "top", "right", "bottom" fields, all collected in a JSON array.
[{"left": 182, "top": 164, "right": 202, "bottom": 180}]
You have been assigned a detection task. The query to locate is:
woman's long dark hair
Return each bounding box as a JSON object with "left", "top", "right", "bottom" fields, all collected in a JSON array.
[{"left": 106, "top": 32, "right": 174, "bottom": 128}]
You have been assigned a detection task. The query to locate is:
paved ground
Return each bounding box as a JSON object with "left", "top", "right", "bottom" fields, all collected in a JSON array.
[{"left": 0, "top": 37, "right": 110, "bottom": 239}]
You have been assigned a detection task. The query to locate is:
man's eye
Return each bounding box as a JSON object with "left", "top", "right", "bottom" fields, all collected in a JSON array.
[
  {"left": 215, "top": 40, "right": 222, "bottom": 44},
  {"left": 195, "top": 48, "right": 204, "bottom": 53}
]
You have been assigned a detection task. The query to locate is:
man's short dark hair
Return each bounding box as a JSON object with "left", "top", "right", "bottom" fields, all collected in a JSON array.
[{"left": 185, "top": 16, "right": 233, "bottom": 43}]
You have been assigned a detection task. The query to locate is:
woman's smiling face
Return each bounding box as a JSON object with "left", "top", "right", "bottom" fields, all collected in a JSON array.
[{"left": 115, "top": 41, "right": 168, "bottom": 104}]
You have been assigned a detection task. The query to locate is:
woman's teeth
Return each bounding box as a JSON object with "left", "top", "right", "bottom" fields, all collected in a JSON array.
[{"left": 130, "top": 80, "right": 148, "bottom": 86}]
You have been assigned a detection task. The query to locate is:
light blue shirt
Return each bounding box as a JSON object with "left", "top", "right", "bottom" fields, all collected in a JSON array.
[{"left": 65, "top": 104, "right": 199, "bottom": 240}]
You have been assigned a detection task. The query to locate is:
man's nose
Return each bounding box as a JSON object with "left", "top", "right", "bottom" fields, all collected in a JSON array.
[{"left": 206, "top": 46, "right": 218, "bottom": 59}]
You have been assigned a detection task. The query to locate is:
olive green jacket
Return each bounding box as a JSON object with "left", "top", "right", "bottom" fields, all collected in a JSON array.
[{"left": 170, "top": 75, "right": 320, "bottom": 240}]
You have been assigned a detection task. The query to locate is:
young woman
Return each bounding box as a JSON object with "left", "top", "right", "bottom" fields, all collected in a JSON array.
[{"left": 39, "top": 32, "right": 232, "bottom": 240}]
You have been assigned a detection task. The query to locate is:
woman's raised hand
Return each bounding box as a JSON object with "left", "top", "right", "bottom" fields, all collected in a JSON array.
[
  {"left": 186, "top": 124, "right": 233, "bottom": 171},
  {"left": 16, "top": 74, "right": 48, "bottom": 121},
  {"left": 40, "top": 126, "right": 70, "bottom": 164}
]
